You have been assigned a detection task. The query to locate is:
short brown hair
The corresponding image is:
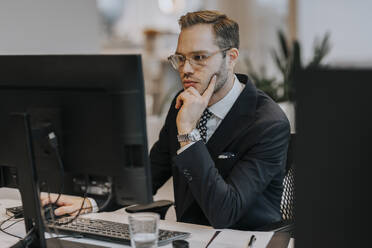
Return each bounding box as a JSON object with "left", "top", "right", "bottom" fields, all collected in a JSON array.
[{"left": 178, "top": 10, "right": 239, "bottom": 50}]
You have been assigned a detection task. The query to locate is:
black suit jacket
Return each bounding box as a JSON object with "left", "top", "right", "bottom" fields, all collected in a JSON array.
[{"left": 150, "top": 74, "right": 290, "bottom": 230}]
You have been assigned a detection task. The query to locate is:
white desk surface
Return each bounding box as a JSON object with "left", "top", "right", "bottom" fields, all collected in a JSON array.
[{"left": 0, "top": 188, "right": 292, "bottom": 248}]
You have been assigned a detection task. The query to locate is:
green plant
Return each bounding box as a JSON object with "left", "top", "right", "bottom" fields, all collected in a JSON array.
[
  {"left": 244, "top": 58, "right": 279, "bottom": 101},
  {"left": 245, "top": 30, "right": 331, "bottom": 102}
]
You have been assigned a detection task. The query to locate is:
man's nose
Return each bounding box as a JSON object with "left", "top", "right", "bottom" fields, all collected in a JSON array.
[{"left": 180, "top": 59, "right": 194, "bottom": 74}]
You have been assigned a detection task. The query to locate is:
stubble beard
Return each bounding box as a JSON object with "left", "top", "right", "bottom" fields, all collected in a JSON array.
[{"left": 212, "top": 59, "right": 229, "bottom": 94}]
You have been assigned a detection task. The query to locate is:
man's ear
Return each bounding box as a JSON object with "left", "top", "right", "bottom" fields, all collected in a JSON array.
[{"left": 227, "top": 48, "right": 239, "bottom": 69}]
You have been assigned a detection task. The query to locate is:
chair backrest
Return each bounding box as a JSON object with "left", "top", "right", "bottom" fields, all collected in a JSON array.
[{"left": 280, "top": 133, "right": 295, "bottom": 221}]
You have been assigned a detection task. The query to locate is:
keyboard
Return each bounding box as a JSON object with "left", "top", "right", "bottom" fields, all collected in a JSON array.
[{"left": 46, "top": 217, "right": 190, "bottom": 246}]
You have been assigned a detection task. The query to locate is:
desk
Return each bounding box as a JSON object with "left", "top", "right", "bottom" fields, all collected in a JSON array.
[{"left": 0, "top": 188, "right": 293, "bottom": 248}]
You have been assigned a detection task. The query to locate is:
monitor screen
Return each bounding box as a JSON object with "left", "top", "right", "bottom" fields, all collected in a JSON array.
[{"left": 0, "top": 55, "right": 153, "bottom": 207}]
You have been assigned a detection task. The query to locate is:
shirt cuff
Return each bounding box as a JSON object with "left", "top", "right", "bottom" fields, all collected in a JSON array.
[
  {"left": 87, "top": 197, "right": 99, "bottom": 213},
  {"left": 177, "top": 141, "right": 196, "bottom": 154}
]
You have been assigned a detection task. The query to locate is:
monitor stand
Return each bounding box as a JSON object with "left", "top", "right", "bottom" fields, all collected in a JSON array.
[{"left": 9, "top": 113, "right": 108, "bottom": 248}]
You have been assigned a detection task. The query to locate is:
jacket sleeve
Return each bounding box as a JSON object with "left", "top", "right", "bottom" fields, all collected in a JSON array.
[
  {"left": 149, "top": 120, "right": 173, "bottom": 195},
  {"left": 172, "top": 120, "right": 290, "bottom": 228},
  {"left": 149, "top": 93, "right": 181, "bottom": 195}
]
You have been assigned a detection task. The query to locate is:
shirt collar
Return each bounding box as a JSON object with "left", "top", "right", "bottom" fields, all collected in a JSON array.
[{"left": 208, "top": 75, "right": 244, "bottom": 119}]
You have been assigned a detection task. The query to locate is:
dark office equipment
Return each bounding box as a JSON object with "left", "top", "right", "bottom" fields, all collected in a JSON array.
[
  {"left": 172, "top": 239, "right": 189, "bottom": 248},
  {"left": 5, "top": 206, "right": 24, "bottom": 219},
  {"left": 0, "top": 55, "right": 154, "bottom": 247},
  {"left": 46, "top": 216, "right": 190, "bottom": 246},
  {"left": 125, "top": 199, "right": 174, "bottom": 219},
  {"left": 295, "top": 68, "right": 372, "bottom": 248}
]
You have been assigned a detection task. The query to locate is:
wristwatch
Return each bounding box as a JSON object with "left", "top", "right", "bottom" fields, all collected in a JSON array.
[{"left": 177, "top": 129, "right": 201, "bottom": 142}]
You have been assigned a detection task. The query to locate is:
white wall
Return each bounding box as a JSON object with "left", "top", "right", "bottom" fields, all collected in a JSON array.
[
  {"left": 0, "top": 0, "right": 100, "bottom": 54},
  {"left": 298, "top": 0, "right": 372, "bottom": 66}
]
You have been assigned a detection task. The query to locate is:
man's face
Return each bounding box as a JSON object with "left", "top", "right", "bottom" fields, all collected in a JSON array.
[{"left": 175, "top": 24, "right": 228, "bottom": 95}]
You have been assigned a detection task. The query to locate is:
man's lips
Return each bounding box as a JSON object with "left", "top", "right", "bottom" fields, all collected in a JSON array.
[{"left": 183, "top": 80, "right": 198, "bottom": 88}]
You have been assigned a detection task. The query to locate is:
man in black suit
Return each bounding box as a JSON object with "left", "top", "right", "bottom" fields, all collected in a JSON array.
[{"left": 42, "top": 10, "right": 290, "bottom": 230}]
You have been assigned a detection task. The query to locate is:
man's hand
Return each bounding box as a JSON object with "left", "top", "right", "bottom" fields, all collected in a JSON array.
[
  {"left": 175, "top": 75, "right": 216, "bottom": 137},
  {"left": 40, "top": 193, "right": 92, "bottom": 216}
]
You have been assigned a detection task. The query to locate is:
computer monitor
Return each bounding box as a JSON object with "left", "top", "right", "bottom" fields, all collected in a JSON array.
[
  {"left": 0, "top": 55, "right": 153, "bottom": 247},
  {"left": 295, "top": 68, "right": 372, "bottom": 248}
]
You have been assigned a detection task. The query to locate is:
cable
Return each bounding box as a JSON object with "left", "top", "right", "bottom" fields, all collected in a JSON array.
[
  {"left": 48, "top": 131, "right": 113, "bottom": 213},
  {"left": 3, "top": 130, "right": 90, "bottom": 246},
  {"left": 44, "top": 131, "right": 65, "bottom": 248},
  {"left": 0, "top": 215, "right": 23, "bottom": 239},
  {"left": 96, "top": 176, "right": 113, "bottom": 211},
  {"left": 2, "top": 219, "right": 23, "bottom": 231},
  {"left": 48, "top": 132, "right": 64, "bottom": 206},
  {"left": 45, "top": 131, "right": 93, "bottom": 228},
  {"left": 47, "top": 131, "right": 91, "bottom": 220}
]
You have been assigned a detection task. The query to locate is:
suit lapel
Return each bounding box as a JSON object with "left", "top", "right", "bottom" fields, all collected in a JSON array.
[{"left": 207, "top": 74, "right": 257, "bottom": 158}]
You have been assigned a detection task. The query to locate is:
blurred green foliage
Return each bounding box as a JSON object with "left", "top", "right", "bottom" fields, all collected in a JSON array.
[{"left": 245, "top": 30, "right": 331, "bottom": 102}]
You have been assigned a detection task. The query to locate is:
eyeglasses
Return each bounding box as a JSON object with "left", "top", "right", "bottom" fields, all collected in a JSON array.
[{"left": 167, "top": 48, "right": 231, "bottom": 70}]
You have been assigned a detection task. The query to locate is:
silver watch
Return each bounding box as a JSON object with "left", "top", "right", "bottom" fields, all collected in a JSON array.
[{"left": 177, "top": 129, "right": 201, "bottom": 142}]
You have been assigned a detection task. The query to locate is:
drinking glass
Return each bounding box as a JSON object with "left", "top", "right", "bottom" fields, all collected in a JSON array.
[{"left": 128, "top": 212, "right": 159, "bottom": 248}]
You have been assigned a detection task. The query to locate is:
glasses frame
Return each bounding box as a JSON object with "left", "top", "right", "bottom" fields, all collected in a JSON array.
[{"left": 167, "top": 47, "right": 231, "bottom": 70}]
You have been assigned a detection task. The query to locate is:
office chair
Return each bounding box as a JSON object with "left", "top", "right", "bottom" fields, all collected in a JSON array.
[{"left": 126, "top": 134, "right": 296, "bottom": 225}]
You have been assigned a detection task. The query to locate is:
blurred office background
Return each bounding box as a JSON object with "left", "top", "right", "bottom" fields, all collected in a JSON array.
[{"left": 1, "top": 0, "right": 371, "bottom": 219}]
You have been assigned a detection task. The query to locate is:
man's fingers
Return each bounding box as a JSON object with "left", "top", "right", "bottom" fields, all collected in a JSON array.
[
  {"left": 202, "top": 75, "right": 217, "bottom": 102},
  {"left": 54, "top": 205, "right": 76, "bottom": 216},
  {"left": 40, "top": 193, "right": 73, "bottom": 207},
  {"left": 175, "top": 94, "right": 183, "bottom": 109},
  {"left": 175, "top": 91, "right": 192, "bottom": 109}
]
